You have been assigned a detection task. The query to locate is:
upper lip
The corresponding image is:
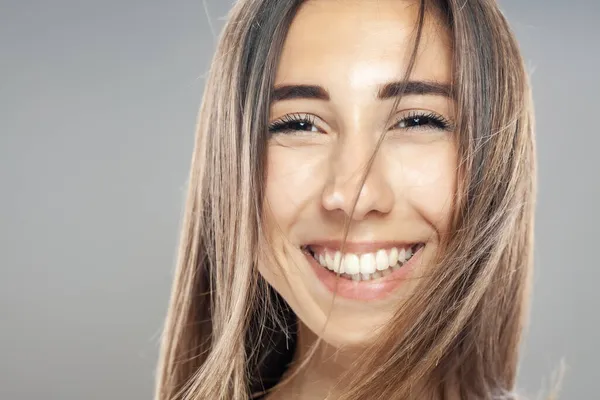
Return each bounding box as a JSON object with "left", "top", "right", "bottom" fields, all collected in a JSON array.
[{"left": 303, "top": 240, "right": 422, "bottom": 254}]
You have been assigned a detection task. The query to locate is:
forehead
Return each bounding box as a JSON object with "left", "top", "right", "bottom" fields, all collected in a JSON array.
[{"left": 275, "top": 0, "right": 452, "bottom": 90}]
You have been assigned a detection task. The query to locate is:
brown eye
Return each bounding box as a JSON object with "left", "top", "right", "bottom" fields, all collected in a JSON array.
[
  {"left": 393, "top": 111, "right": 451, "bottom": 131},
  {"left": 268, "top": 113, "right": 323, "bottom": 135},
  {"left": 274, "top": 120, "right": 319, "bottom": 133}
]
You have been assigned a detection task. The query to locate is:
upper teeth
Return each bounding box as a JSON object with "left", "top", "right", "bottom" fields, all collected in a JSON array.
[{"left": 310, "top": 246, "right": 417, "bottom": 276}]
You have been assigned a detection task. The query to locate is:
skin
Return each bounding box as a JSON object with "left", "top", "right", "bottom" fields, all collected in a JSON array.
[{"left": 259, "top": 0, "right": 456, "bottom": 397}]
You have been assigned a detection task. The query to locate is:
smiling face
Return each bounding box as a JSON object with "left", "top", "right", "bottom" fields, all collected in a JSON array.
[{"left": 259, "top": 0, "right": 457, "bottom": 347}]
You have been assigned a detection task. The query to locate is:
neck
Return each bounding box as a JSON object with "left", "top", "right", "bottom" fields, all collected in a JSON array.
[
  {"left": 264, "top": 322, "right": 451, "bottom": 400},
  {"left": 266, "top": 322, "right": 356, "bottom": 400}
]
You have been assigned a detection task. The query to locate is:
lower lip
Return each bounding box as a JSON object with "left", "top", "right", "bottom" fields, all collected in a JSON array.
[{"left": 303, "top": 247, "right": 422, "bottom": 301}]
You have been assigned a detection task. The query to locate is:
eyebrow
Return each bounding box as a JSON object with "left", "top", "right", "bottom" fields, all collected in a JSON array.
[
  {"left": 272, "top": 85, "right": 330, "bottom": 101},
  {"left": 271, "top": 80, "right": 452, "bottom": 103},
  {"left": 378, "top": 80, "right": 452, "bottom": 99}
]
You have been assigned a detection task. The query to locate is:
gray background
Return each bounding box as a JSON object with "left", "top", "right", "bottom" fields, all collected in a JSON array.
[{"left": 1, "top": 0, "right": 598, "bottom": 399}]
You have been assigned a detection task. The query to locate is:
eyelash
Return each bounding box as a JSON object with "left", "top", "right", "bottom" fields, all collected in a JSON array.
[
  {"left": 268, "top": 113, "right": 319, "bottom": 134},
  {"left": 391, "top": 111, "right": 452, "bottom": 132},
  {"left": 268, "top": 111, "right": 452, "bottom": 135}
]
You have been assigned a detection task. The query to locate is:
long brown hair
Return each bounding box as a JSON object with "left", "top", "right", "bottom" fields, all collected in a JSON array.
[{"left": 154, "top": 0, "right": 537, "bottom": 399}]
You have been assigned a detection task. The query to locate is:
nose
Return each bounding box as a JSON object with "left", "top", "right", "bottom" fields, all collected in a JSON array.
[{"left": 321, "top": 136, "right": 394, "bottom": 220}]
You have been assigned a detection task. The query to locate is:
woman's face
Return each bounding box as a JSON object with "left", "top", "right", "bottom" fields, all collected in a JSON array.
[{"left": 260, "top": 0, "right": 456, "bottom": 347}]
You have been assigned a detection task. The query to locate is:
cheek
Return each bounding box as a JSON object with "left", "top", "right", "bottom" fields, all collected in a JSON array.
[
  {"left": 391, "top": 140, "right": 457, "bottom": 233},
  {"left": 261, "top": 143, "right": 331, "bottom": 298},
  {"left": 264, "top": 143, "right": 328, "bottom": 232},
  {"left": 260, "top": 145, "right": 325, "bottom": 315}
]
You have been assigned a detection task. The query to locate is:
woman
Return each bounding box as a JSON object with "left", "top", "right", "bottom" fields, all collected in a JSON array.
[{"left": 155, "top": 0, "right": 536, "bottom": 399}]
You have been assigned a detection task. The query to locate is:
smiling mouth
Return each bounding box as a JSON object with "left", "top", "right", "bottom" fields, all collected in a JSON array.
[{"left": 301, "top": 243, "right": 425, "bottom": 282}]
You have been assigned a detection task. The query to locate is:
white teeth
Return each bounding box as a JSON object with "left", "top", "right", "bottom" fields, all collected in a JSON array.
[
  {"left": 375, "top": 249, "right": 388, "bottom": 271},
  {"left": 359, "top": 253, "right": 376, "bottom": 274},
  {"left": 325, "top": 252, "right": 334, "bottom": 268},
  {"left": 343, "top": 254, "right": 360, "bottom": 275},
  {"left": 333, "top": 251, "right": 342, "bottom": 273},
  {"left": 389, "top": 247, "right": 399, "bottom": 267},
  {"left": 308, "top": 245, "right": 421, "bottom": 280},
  {"left": 398, "top": 248, "right": 406, "bottom": 264},
  {"left": 319, "top": 253, "right": 326, "bottom": 267}
]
